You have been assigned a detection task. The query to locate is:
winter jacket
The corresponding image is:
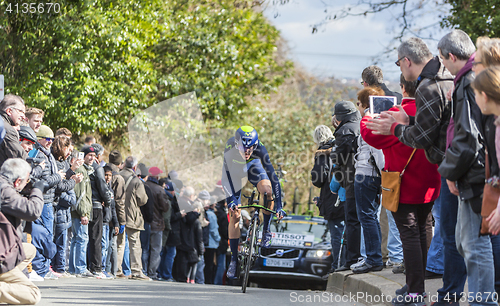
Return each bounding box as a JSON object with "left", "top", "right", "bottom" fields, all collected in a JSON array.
[
  {"left": 145, "top": 177, "right": 170, "bottom": 232},
  {"left": 331, "top": 111, "right": 361, "bottom": 198},
  {"left": 71, "top": 164, "right": 92, "bottom": 221},
  {"left": 32, "top": 144, "right": 62, "bottom": 204},
  {"left": 103, "top": 182, "right": 118, "bottom": 228},
  {"left": 0, "top": 111, "right": 27, "bottom": 167},
  {"left": 90, "top": 162, "right": 113, "bottom": 209},
  {"left": 54, "top": 190, "right": 76, "bottom": 229},
  {"left": 355, "top": 123, "right": 384, "bottom": 177},
  {"left": 166, "top": 195, "right": 182, "bottom": 247},
  {"left": 119, "top": 168, "right": 148, "bottom": 231},
  {"left": 311, "top": 139, "right": 345, "bottom": 220},
  {"left": 392, "top": 57, "right": 454, "bottom": 165},
  {"left": 362, "top": 98, "right": 441, "bottom": 204},
  {"left": 216, "top": 202, "right": 229, "bottom": 256},
  {"left": 141, "top": 180, "right": 155, "bottom": 224},
  {"left": 193, "top": 219, "right": 204, "bottom": 257},
  {"left": 108, "top": 163, "right": 126, "bottom": 225},
  {"left": 438, "top": 63, "right": 488, "bottom": 203},
  {"left": 206, "top": 208, "right": 220, "bottom": 249},
  {"left": 177, "top": 208, "right": 200, "bottom": 253},
  {"left": 0, "top": 175, "right": 44, "bottom": 236}
]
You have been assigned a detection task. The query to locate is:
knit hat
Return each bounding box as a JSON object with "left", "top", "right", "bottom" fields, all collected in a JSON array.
[
  {"left": 36, "top": 125, "right": 54, "bottom": 139},
  {"left": 148, "top": 166, "right": 163, "bottom": 177},
  {"left": 333, "top": 101, "right": 357, "bottom": 122},
  {"left": 109, "top": 150, "right": 122, "bottom": 165},
  {"left": 198, "top": 190, "right": 210, "bottom": 201},
  {"left": 81, "top": 145, "right": 96, "bottom": 157}
]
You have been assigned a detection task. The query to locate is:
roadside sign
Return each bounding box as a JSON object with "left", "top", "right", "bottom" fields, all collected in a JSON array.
[{"left": 0, "top": 75, "right": 3, "bottom": 101}]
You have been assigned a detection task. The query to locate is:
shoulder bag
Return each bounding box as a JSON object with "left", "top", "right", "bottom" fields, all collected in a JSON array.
[{"left": 381, "top": 149, "right": 416, "bottom": 212}]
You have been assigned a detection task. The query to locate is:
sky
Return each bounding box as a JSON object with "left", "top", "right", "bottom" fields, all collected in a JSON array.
[{"left": 262, "top": 0, "right": 451, "bottom": 83}]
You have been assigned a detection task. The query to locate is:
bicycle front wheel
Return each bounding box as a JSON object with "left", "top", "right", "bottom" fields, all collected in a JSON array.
[{"left": 241, "top": 217, "right": 257, "bottom": 293}]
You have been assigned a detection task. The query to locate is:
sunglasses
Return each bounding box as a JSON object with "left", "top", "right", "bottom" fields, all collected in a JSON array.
[
  {"left": 38, "top": 137, "right": 54, "bottom": 142},
  {"left": 395, "top": 56, "right": 407, "bottom": 67}
]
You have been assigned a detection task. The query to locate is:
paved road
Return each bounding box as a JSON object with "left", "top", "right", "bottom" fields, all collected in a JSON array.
[{"left": 36, "top": 278, "right": 366, "bottom": 306}]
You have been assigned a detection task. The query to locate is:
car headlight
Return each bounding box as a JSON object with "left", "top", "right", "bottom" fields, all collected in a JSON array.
[{"left": 305, "top": 249, "right": 331, "bottom": 258}]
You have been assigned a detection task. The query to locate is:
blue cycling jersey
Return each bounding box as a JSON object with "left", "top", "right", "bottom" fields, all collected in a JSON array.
[{"left": 221, "top": 137, "right": 282, "bottom": 210}]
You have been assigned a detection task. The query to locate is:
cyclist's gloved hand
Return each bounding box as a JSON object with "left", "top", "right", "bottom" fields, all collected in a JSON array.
[
  {"left": 228, "top": 196, "right": 238, "bottom": 211},
  {"left": 119, "top": 225, "right": 125, "bottom": 234},
  {"left": 276, "top": 209, "right": 287, "bottom": 220}
]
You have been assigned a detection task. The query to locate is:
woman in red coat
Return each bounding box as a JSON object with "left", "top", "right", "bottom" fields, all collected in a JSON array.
[{"left": 361, "top": 75, "right": 441, "bottom": 302}]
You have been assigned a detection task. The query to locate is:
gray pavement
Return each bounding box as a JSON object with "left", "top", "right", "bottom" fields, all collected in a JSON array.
[
  {"left": 326, "top": 267, "right": 471, "bottom": 306},
  {"left": 36, "top": 278, "right": 366, "bottom": 306}
]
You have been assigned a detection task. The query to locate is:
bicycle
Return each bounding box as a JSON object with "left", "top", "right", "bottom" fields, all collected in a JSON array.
[{"left": 238, "top": 189, "right": 275, "bottom": 293}]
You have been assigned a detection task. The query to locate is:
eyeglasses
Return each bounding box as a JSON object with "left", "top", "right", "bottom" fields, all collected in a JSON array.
[
  {"left": 395, "top": 56, "right": 407, "bottom": 67},
  {"left": 10, "top": 107, "right": 25, "bottom": 116},
  {"left": 472, "top": 61, "right": 483, "bottom": 66}
]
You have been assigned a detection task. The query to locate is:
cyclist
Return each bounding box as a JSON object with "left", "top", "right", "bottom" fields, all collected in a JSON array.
[{"left": 222, "top": 126, "right": 286, "bottom": 279}]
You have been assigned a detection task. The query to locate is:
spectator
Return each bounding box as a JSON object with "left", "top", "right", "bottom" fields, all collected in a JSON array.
[
  {"left": 191, "top": 199, "right": 206, "bottom": 284},
  {"left": 19, "top": 126, "right": 37, "bottom": 154},
  {"left": 84, "top": 136, "right": 95, "bottom": 146},
  {"left": 352, "top": 87, "right": 386, "bottom": 274},
  {"left": 25, "top": 108, "right": 44, "bottom": 133},
  {"left": 175, "top": 186, "right": 202, "bottom": 282},
  {"left": 214, "top": 196, "right": 228, "bottom": 285},
  {"left": 0, "top": 210, "right": 41, "bottom": 305},
  {"left": 201, "top": 191, "right": 220, "bottom": 284},
  {"left": 311, "top": 125, "right": 345, "bottom": 273},
  {"left": 473, "top": 36, "right": 500, "bottom": 295},
  {"left": 55, "top": 128, "right": 71, "bottom": 139},
  {"left": 0, "top": 94, "right": 28, "bottom": 166},
  {"left": 137, "top": 164, "right": 154, "bottom": 275},
  {"left": 437, "top": 30, "right": 496, "bottom": 305},
  {"left": 85, "top": 144, "right": 113, "bottom": 279},
  {"left": 102, "top": 165, "right": 118, "bottom": 279},
  {"left": 69, "top": 148, "right": 93, "bottom": 278},
  {"left": 330, "top": 100, "right": 361, "bottom": 271},
  {"left": 116, "top": 156, "right": 150, "bottom": 280},
  {"left": 158, "top": 180, "right": 184, "bottom": 282},
  {"left": 106, "top": 150, "right": 125, "bottom": 277},
  {"left": 366, "top": 37, "right": 458, "bottom": 306},
  {"left": 361, "top": 65, "right": 403, "bottom": 104},
  {"left": 144, "top": 166, "right": 170, "bottom": 280},
  {"left": 51, "top": 136, "right": 83, "bottom": 276}
]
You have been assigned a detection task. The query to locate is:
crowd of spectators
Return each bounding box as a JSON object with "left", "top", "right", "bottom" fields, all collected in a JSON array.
[
  {"left": 311, "top": 30, "right": 500, "bottom": 306},
  {"left": 0, "top": 97, "right": 236, "bottom": 304}
]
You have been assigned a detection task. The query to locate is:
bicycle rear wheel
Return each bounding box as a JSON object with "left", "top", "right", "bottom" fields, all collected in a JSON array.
[{"left": 241, "top": 217, "right": 257, "bottom": 293}]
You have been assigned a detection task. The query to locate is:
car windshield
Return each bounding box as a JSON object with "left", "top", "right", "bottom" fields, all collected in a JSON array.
[{"left": 270, "top": 219, "right": 329, "bottom": 243}]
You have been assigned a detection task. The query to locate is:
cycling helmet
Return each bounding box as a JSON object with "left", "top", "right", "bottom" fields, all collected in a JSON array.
[
  {"left": 19, "top": 126, "right": 37, "bottom": 143},
  {"left": 235, "top": 126, "right": 258, "bottom": 151}
]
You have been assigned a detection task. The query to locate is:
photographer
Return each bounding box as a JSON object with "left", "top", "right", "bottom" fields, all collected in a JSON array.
[{"left": 0, "top": 158, "right": 44, "bottom": 305}]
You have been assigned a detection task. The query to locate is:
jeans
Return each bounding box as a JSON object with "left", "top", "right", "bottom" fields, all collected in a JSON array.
[
  {"left": 392, "top": 202, "right": 433, "bottom": 294},
  {"left": 214, "top": 252, "right": 226, "bottom": 285},
  {"left": 140, "top": 222, "right": 151, "bottom": 274},
  {"left": 328, "top": 218, "right": 344, "bottom": 269},
  {"left": 355, "top": 175, "right": 383, "bottom": 266},
  {"left": 195, "top": 255, "right": 205, "bottom": 284},
  {"left": 40, "top": 203, "right": 54, "bottom": 236},
  {"left": 426, "top": 189, "right": 444, "bottom": 274},
  {"left": 122, "top": 234, "right": 131, "bottom": 276},
  {"left": 68, "top": 218, "right": 89, "bottom": 275},
  {"left": 147, "top": 231, "right": 163, "bottom": 278},
  {"left": 107, "top": 234, "right": 118, "bottom": 275},
  {"left": 436, "top": 178, "right": 467, "bottom": 303},
  {"left": 344, "top": 197, "right": 361, "bottom": 266},
  {"left": 386, "top": 209, "right": 404, "bottom": 263},
  {"left": 490, "top": 235, "right": 500, "bottom": 295},
  {"left": 53, "top": 222, "right": 70, "bottom": 273},
  {"left": 159, "top": 246, "right": 176, "bottom": 280},
  {"left": 101, "top": 224, "right": 110, "bottom": 271},
  {"left": 88, "top": 208, "right": 103, "bottom": 273},
  {"left": 456, "top": 198, "right": 497, "bottom": 305}
]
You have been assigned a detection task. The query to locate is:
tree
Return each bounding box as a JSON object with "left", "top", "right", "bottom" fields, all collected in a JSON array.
[{"left": 0, "top": 0, "right": 291, "bottom": 135}]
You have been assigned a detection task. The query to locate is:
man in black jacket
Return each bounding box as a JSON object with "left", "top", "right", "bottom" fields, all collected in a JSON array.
[
  {"left": 362, "top": 65, "right": 403, "bottom": 104},
  {"left": 437, "top": 30, "right": 496, "bottom": 305},
  {"left": 312, "top": 125, "right": 345, "bottom": 273},
  {"left": 330, "top": 101, "right": 361, "bottom": 271},
  {"left": 0, "top": 94, "right": 28, "bottom": 167},
  {"left": 84, "top": 145, "right": 113, "bottom": 278}
]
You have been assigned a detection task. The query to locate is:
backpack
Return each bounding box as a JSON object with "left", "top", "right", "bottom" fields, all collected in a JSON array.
[{"left": 0, "top": 183, "right": 25, "bottom": 274}]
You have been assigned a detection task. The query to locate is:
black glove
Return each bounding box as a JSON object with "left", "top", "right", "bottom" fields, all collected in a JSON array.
[{"left": 33, "top": 180, "right": 48, "bottom": 193}]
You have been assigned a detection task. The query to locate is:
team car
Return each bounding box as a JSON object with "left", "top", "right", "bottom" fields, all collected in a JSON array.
[{"left": 247, "top": 214, "right": 333, "bottom": 288}]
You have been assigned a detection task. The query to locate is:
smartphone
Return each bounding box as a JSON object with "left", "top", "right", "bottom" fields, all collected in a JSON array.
[
  {"left": 78, "top": 152, "right": 84, "bottom": 160},
  {"left": 369, "top": 96, "right": 397, "bottom": 114}
]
